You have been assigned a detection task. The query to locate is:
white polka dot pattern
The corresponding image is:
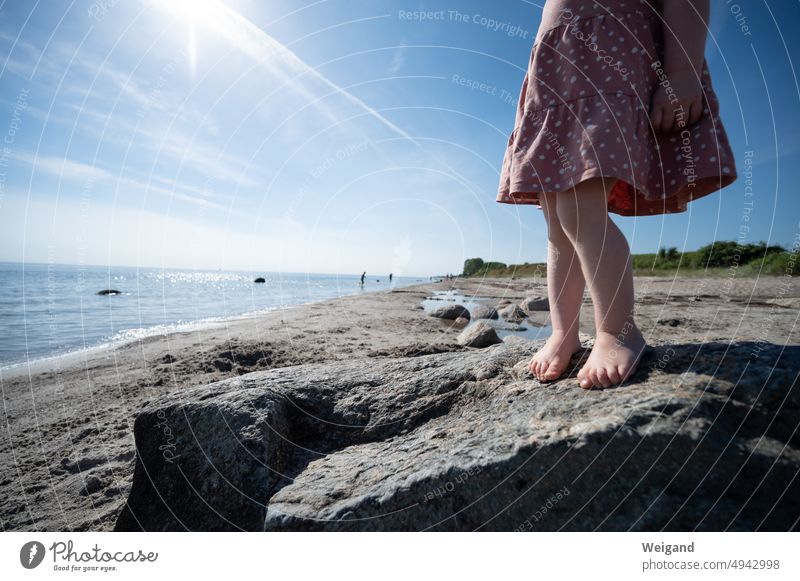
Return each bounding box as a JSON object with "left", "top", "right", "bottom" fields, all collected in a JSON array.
[{"left": 497, "top": 0, "right": 737, "bottom": 216}]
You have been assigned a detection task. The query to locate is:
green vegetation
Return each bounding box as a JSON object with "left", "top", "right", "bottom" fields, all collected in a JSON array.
[
  {"left": 461, "top": 258, "right": 519, "bottom": 277},
  {"left": 462, "top": 241, "right": 795, "bottom": 279},
  {"left": 460, "top": 257, "right": 545, "bottom": 279}
]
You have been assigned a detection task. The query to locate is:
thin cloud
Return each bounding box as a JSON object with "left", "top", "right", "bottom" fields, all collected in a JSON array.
[
  {"left": 14, "top": 153, "right": 115, "bottom": 182},
  {"left": 145, "top": 0, "right": 414, "bottom": 141},
  {"left": 13, "top": 152, "right": 231, "bottom": 211},
  {"left": 389, "top": 43, "right": 406, "bottom": 75}
]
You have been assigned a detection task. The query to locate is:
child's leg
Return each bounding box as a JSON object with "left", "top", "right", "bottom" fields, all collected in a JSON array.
[
  {"left": 528, "top": 191, "right": 586, "bottom": 381},
  {"left": 554, "top": 177, "right": 647, "bottom": 388}
]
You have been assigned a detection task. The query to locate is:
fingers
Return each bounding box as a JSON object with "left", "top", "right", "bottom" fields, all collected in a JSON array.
[
  {"left": 661, "top": 106, "right": 676, "bottom": 133},
  {"left": 650, "top": 93, "right": 705, "bottom": 133},
  {"left": 652, "top": 102, "right": 704, "bottom": 134},
  {"left": 687, "top": 96, "right": 703, "bottom": 127},
  {"left": 649, "top": 103, "right": 663, "bottom": 132},
  {"left": 650, "top": 102, "right": 677, "bottom": 134}
]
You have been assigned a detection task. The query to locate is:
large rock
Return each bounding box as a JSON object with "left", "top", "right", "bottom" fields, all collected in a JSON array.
[
  {"left": 457, "top": 322, "right": 502, "bottom": 348},
  {"left": 470, "top": 304, "right": 499, "bottom": 320},
  {"left": 498, "top": 304, "right": 527, "bottom": 323},
  {"left": 429, "top": 304, "right": 470, "bottom": 320},
  {"left": 116, "top": 339, "right": 800, "bottom": 532},
  {"left": 520, "top": 295, "right": 549, "bottom": 312}
]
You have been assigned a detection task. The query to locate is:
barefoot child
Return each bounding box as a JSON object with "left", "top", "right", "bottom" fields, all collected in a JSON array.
[{"left": 497, "top": 0, "right": 737, "bottom": 388}]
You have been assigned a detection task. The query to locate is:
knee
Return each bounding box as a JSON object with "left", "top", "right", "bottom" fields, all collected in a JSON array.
[
  {"left": 555, "top": 195, "right": 579, "bottom": 236},
  {"left": 555, "top": 194, "right": 595, "bottom": 239},
  {"left": 540, "top": 193, "right": 565, "bottom": 240},
  {"left": 555, "top": 181, "right": 609, "bottom": 238}
]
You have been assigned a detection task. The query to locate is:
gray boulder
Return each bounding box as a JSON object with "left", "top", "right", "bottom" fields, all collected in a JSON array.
[
  {"left": 457, "top": 322, "right": 502, "bottom": 348},
  {"left": 470, "top": 304, "right": 498, "bottom": 320},
  {"left": 115, "top": 339, "right": 800, "bottom": 532},
  {"left": 429, "top": 304, "right": 470, "bottom": 320},
  {"left": 498, "top": 304, "right": 527, "bottom": 323},
  {"left": 520, "top": 295, "right": 549, "bottom": 311}
]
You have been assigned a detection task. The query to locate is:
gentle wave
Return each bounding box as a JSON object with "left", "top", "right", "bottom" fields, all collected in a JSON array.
[{"left": 0, "top": 262, "right": 425, "bottom": 368}]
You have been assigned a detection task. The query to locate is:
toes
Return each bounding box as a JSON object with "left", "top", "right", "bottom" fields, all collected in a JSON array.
[
  {"left": 595, "top": 367, "right": 611, "bottom": 388},
  {"left": 606, "top": 365, "right": 622, "bottom": 384},
  {"left": 617, "top": 364, "right": 632, "bottom": 383},
  {"left": 543, "top": 360, "right": 560, "bottom": 380},
  {"left": 588, "top": 368, "right": 601, "bottom": 388},
  {"left": 577, "top": 365, "right": 592, "bottom": 389}
]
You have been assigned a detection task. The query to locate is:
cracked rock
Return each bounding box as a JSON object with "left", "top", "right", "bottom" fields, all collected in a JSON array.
[{"left": 115, "top": 340, "right": 800, "bottom": 531}]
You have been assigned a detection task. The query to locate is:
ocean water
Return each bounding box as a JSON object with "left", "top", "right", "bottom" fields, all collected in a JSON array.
[{"left": 0, "top": 262, "right": 426, "bottom": 368}]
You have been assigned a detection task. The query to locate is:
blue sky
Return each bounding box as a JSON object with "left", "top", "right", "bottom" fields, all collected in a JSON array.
[{"left": 0, "top": 0, "right": 798, "bottom": 276}]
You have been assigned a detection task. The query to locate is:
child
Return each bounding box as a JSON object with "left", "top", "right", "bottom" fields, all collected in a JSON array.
[{"left": 497, "top": 0, "right": 737, "bottom": 388}]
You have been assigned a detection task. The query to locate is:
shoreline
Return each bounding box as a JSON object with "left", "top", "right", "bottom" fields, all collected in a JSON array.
[
  {"left": 1, "top": 275, "right": 798, "bottom": 531},
  {"left": 0, "top": 280, "right": 421, "bottom": 379}
]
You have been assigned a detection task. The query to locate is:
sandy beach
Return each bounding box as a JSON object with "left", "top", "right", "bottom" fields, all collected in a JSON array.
[{"left": 1, "top": 274, "right": 798, "bottom": 532}]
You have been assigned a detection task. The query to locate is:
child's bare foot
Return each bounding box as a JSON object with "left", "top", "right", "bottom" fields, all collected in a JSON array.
[
  {"left": 529, "top": 331, "right": 583, "bottom": 382},
  {"left": 577, "top": 326, "right": 647, "bottom": 388}
]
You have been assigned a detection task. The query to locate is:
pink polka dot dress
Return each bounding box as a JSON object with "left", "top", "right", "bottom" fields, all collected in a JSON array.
[{"left": 497, "top": 0, "right": 737, "bottom": 216}]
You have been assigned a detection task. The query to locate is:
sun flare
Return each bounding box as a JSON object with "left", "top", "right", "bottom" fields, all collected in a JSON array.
[{"left": 151, "top": 0, "right": 232, "bottom": 76}]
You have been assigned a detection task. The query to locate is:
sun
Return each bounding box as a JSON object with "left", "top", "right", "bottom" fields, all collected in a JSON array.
[{"left": 150, "top": 0, "right": 232, "bottom": 76}]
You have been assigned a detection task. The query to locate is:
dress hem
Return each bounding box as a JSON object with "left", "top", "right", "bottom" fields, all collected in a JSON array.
[{"left": 496, "top": 170, "right": 737, "bottom": 217}]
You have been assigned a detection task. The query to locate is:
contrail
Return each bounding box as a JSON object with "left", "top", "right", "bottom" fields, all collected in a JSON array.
[{"left": 147, "top": 0, "right": 414, "bottom": 142}]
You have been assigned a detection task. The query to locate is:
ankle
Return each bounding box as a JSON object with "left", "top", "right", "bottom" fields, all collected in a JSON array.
[
  {"left": 596, "top": 312, "right": 639, "bottom": 336},
  {"left": 595, "top": 322, "right": 643, "bottom": 345},
  {"left": 549, "top": 327, "right": 581, "bottom": 342}
]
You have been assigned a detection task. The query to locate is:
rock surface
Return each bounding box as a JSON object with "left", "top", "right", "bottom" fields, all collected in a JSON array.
[
  {"left": 498, "top": 304, "right": 527, "bottom": 323},
  {"left": 116, "top": 337, "right": 800, "bottom": 532},
  {"left": 429, "top": 304, "right": 470, "bottom": 320},
  {"left": 456, "top": 322, "right": 502, "bottom": 348},
  {"left": 520, "top": 295, "right": 549, "bottom": 311},
  {"left": 470, "top": 304, "right": 499, "bottom": 320}
]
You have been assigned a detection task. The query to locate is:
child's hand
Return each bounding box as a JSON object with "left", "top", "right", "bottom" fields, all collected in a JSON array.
[{"left": 650, "top": 69, "right": 704, "bottom": 133}]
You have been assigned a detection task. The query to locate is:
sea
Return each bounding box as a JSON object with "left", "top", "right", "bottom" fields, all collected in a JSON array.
[{"left": 0, "top": 262, "right": 427, "bottom": 369}]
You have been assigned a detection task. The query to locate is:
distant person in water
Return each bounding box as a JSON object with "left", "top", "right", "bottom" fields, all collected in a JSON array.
[
  {"left": 360, "top": 271, "right": 366, "bottom": 286},
  {"left": 389, "top": 273, "right": 393, "bottom": 282}
]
